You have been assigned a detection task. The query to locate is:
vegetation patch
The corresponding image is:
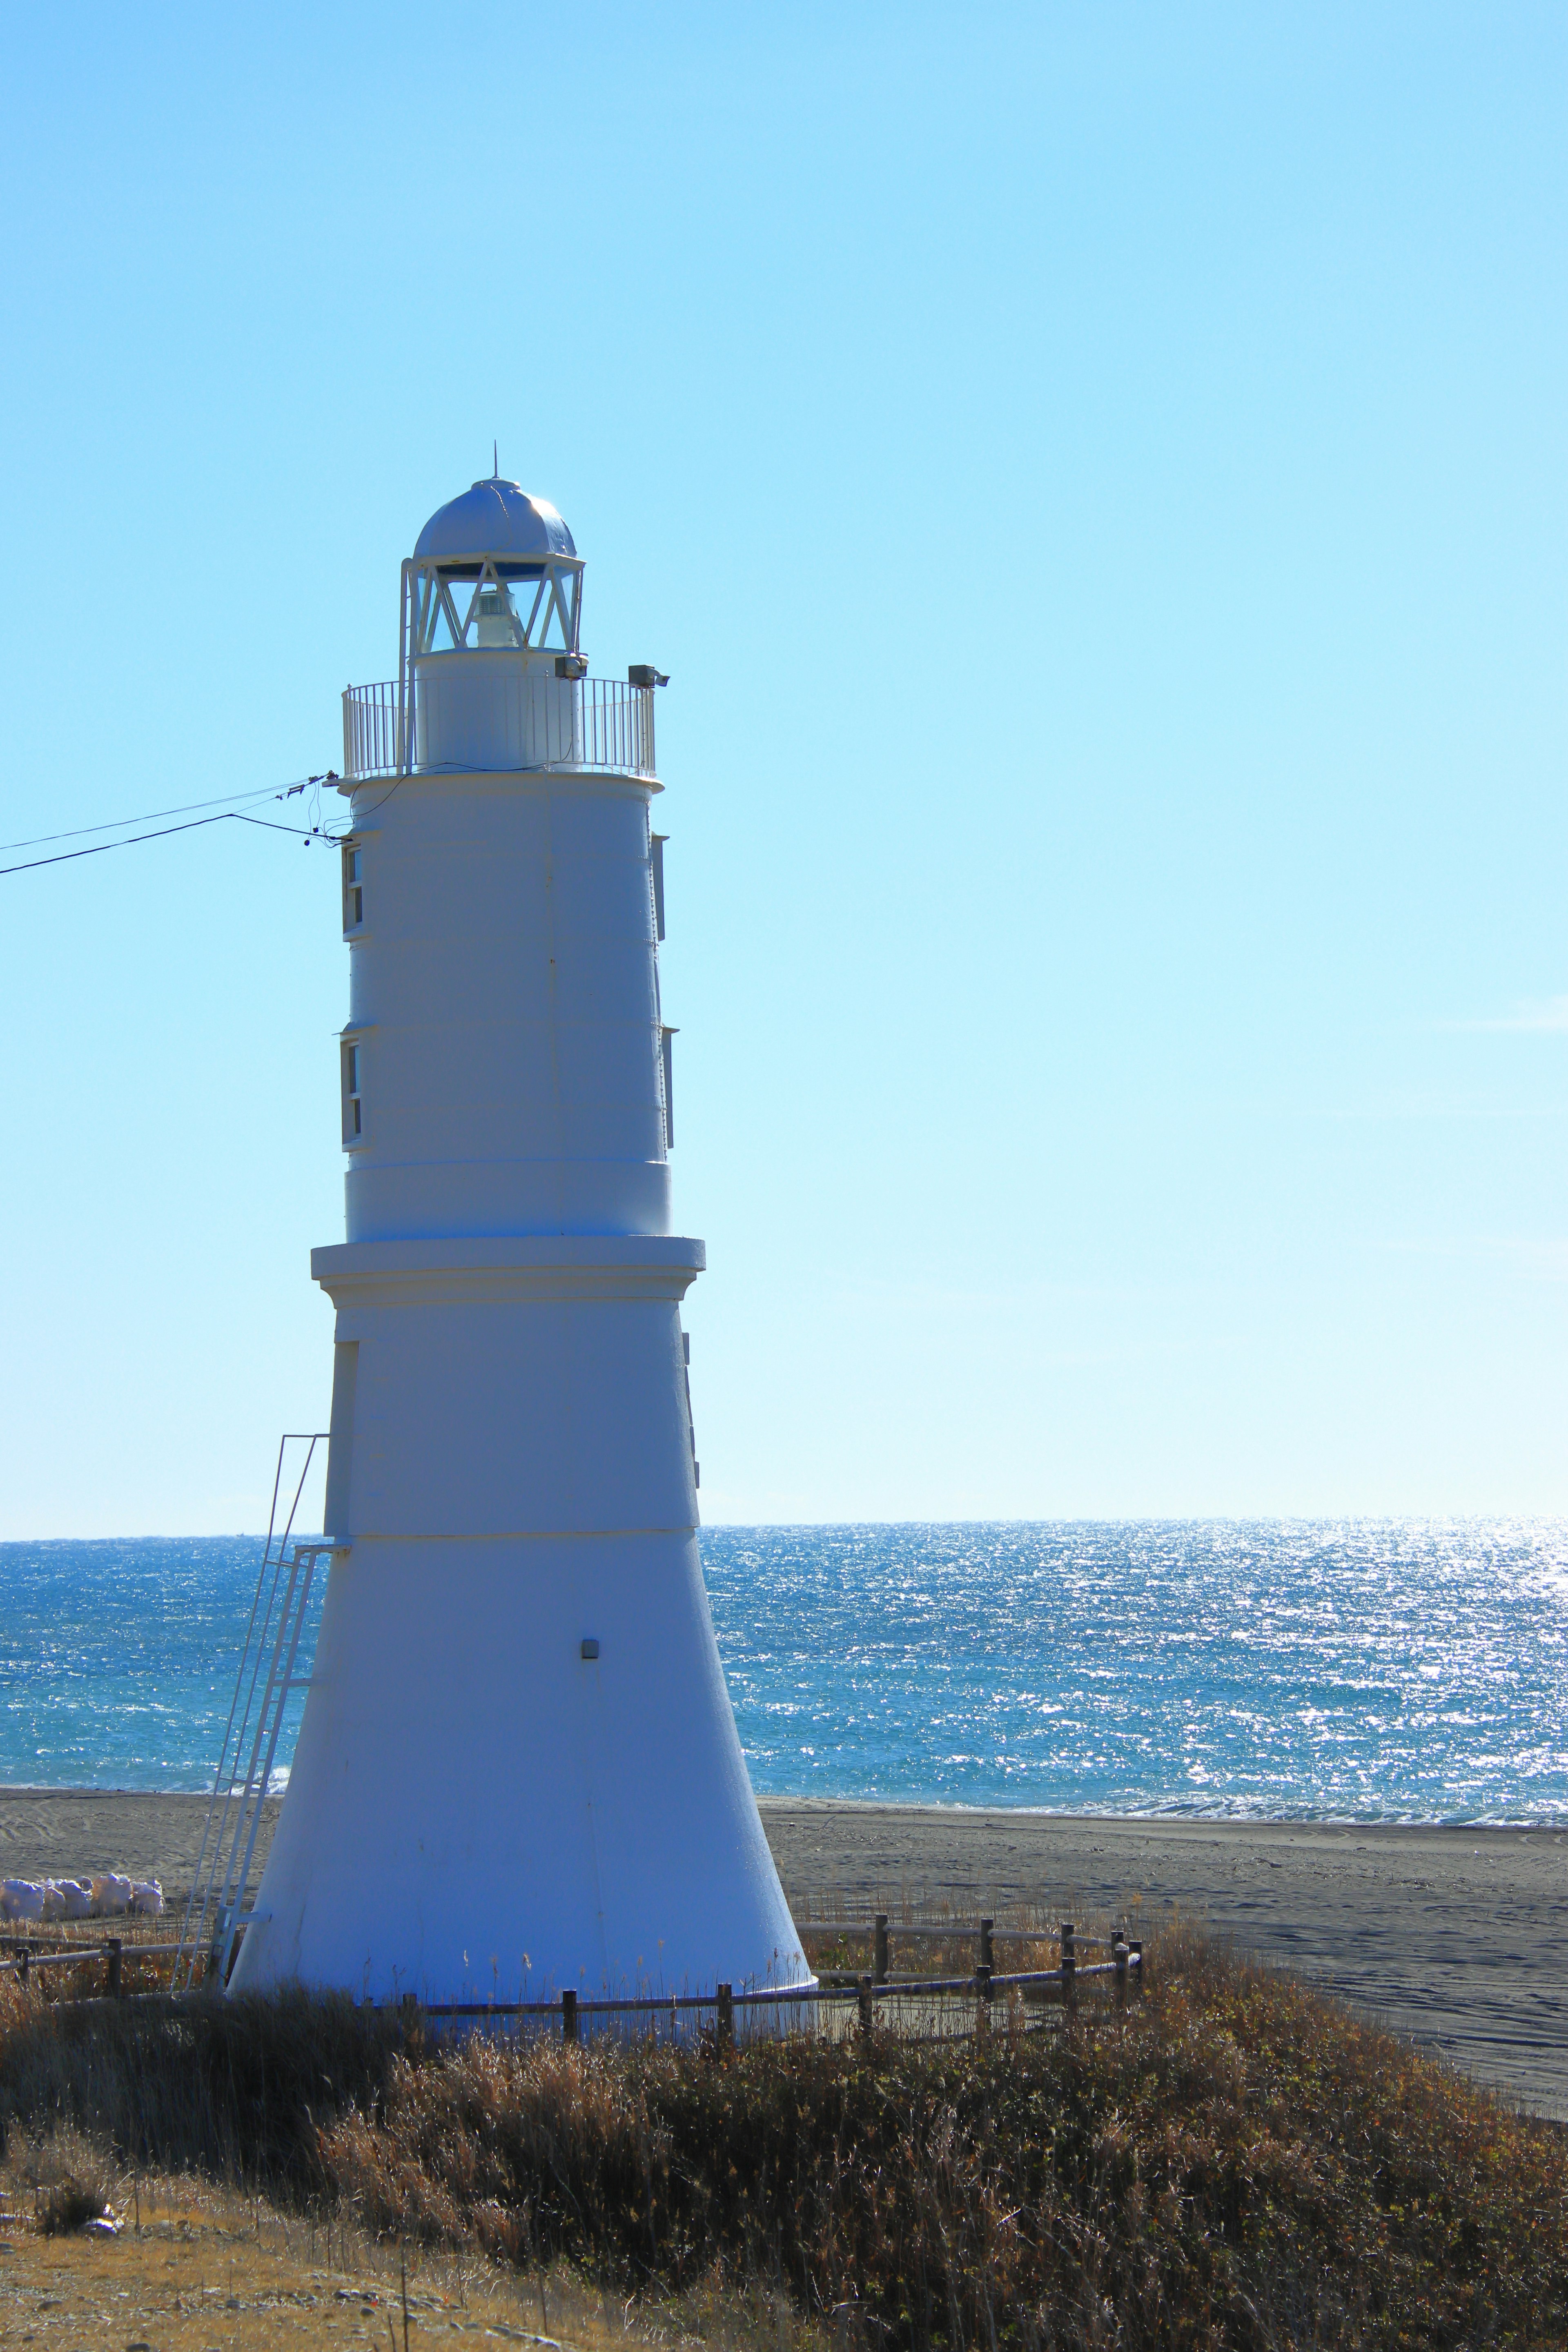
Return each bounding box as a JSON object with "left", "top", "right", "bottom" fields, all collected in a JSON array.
[{"left": 0, "top": 1933, "right": 1563, "bottom": 2348}]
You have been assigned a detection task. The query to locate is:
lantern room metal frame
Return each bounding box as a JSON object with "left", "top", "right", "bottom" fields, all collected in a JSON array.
[{"left": 392, "top": 546, "right": 586, "bottom": 779}]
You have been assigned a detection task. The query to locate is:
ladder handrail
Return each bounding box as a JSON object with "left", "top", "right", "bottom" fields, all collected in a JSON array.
[
  {"left": 178, "top": 1440, "right": 316, "bottom": 1973},
  {"left": 213, "top": 1542, "right": 330, "bottom": 1966},
  {"left": 172, "top": 1435, "right": 329, "bottom": 1991},
  {"left": 174, "top": 1437, "right": 293, "bottom": 1975}
]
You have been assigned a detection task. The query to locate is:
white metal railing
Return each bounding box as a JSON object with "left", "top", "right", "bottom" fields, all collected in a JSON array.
[
  {"left": 341, "top": 676, "right": 655, "bottom": 782},
  {"left": 342, "top": 682, "right": 403, "bottom": 780},
  {"left": 580, "top": 676, "right": 656, "bottom": 776}
]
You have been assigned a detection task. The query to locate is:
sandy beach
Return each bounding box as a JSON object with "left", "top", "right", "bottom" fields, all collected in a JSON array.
[
  {"left": 760, "top": 1800, "right": 1568, "bottom": 2120},
  {"left": 1, "top": 1789, "right": 1562, "bottom": 2120}
]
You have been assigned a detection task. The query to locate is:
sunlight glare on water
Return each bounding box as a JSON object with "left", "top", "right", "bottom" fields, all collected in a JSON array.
[
  {"left": 701, "top": 1520, "right": 1568, "bottom": 1821},
  {"left": 0, "top": 1521, "right": 1562, "bottom": 1818}
]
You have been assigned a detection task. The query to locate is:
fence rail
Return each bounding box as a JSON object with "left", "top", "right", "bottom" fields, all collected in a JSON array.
[
  {"left": 798, "top": 1912, "right": 1129, "bottom": 1988},
  {"left": 0, "top": 1915, "right": 1142, "bottom": 2042},
  {"left": 412, "top": 1930, "right": 1143, "bottom": 2042},
  {"left": 342, "top": 676, "right": 656, "bottom": 782},
  {"left": 418, "top": 1950, "right": 1142, "bottom": 2028},
  {"left": 0, "top": 1938, "right": 185, "bottom": 1998}
]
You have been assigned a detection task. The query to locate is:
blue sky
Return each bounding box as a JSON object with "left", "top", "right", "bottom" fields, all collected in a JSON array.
[{"left": 0, "top": 4, "right": 1563, "bottom": 1534}]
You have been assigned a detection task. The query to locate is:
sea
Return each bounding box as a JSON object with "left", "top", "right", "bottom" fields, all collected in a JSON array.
[{"left": 0, "top": 1521, "right": 1564, "bottom": 1821}]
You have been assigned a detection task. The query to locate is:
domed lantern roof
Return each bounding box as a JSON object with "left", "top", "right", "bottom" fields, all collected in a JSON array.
[
  {"left": 399, "top": 468, "right": 586, "bottom": 705},
  {"left": 414, "top": 477, "right": 576, "bottom": 565}
]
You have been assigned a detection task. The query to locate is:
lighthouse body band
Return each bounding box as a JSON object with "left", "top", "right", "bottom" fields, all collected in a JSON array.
[{"left": 229, "top": 476, "right": 809, "bottom": 2007}]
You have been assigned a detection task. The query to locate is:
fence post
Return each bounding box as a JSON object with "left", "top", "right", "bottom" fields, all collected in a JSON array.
[
  {"left": 979, "top": 1918, "right": 994, "bottom": 1973},
  {"left": 17, "top": 1947, "right": 28, "bottom": 1989},
  {"left": 106, "top": 1938, "right": 123, "bottom": 2000},
  {"left": 976, "top": 1960, "right": 993, "bottom": 2031},
  {"left": 858, "top": 1973, "right": 874, "bottom": 2038},
  {"left": 1113, "top": 1930, "right": 1129, "bottom": 2011},
  {"left": 1129, "top": 1938, "right": 1143, "bottom": 1996},
  {"left": 716, "top": 1982, "right": 734, "bottom": 2051},
  {"left": 1060, "top": 1924, "right": 1076, "bottom": 2018},
  {"left": 873, "top": 1914, "right": 889, "bottom": 1985},
  {"left": 561, "top": 1988, "right": 578, "bottom": 2044}
]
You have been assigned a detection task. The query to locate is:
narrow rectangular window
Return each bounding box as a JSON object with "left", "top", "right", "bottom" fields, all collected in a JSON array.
[
  {"left": 341, "top": 1038, "right": 364, "bottom": 1145},
  {"left": 341, "top": 842, "right": 364, "bottom": 933},
  {"left": 660, "top": 1025, "right": 676, "bottom": 1151},
  {"left": 650, "top": 833, "right": 667, "bottom": 942}
]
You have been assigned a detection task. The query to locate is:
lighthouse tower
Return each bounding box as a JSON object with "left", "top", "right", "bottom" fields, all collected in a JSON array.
[{"left": 229, "top": 475, "right": 808, "bottom": 2004}]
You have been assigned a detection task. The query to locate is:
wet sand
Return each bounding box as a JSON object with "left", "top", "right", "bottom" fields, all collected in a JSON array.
[{"left": 2, "top": 1790, "right": 1562, "bottom": 2120}]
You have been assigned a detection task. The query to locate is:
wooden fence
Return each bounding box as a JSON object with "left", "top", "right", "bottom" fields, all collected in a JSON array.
[{"left": 0, "top": 1919, "right": 1143, "bottom": 2041}]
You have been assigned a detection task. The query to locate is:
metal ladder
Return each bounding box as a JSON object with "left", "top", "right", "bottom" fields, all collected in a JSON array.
[{"left": 172, "top": 1435, "right": 334, "bottom": 1991}]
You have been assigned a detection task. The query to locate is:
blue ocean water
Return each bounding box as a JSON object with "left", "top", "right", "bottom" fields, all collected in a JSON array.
[{"left": 0, "top": 1523, "right": 1563, "bottom": 1820}]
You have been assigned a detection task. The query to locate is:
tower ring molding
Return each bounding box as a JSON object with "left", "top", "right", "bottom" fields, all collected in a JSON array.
[{"left": 312, "top": 1234, "right": 705, "bottom": 1311}]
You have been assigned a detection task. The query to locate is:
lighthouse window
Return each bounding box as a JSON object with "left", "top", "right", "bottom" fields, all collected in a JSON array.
[
  {"left": 341, "top": 1039, "right": 364, "bottom": 1145},
  {"left": 341, "top": 844, "right": 364, "bottom": 933}
]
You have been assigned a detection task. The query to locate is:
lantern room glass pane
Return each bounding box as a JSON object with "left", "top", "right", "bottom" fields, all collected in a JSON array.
[
  {"left": 537, "top": 581, "right": 569, "bottom": 648},
  {"left": 410, "top": 558, "right": 582, "bottom": 656}
]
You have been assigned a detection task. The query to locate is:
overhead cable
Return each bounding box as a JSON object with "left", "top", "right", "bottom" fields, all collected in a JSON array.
[
  {"left": 0, "top": 808, "right": 343, "bottom": 879},
  {"left": 0, "top": 779, "right": 305, "bottom": 856}
]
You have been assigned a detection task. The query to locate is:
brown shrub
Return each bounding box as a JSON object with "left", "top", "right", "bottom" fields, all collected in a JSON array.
[
  {"left": 0, "top": 1932, "right": 1563, "bottom": 2347},
  {"left": 22, "top": 2123, "right": 119, "bottom": 2235},
  {"left": 0, "top": 1974, "right": 421, "bottom": 2192},
  {"left": 318, "top": 1933, "right": 1568, "bottom": 2350}
]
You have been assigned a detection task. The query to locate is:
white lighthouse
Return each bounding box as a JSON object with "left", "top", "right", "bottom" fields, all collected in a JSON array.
[{"left": 228, "top": 474, "right": 808, "bottom": 2005}]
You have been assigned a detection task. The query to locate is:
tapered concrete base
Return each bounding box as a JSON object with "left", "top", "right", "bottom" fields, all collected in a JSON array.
[
  {"left": 229, "top": 1532, "right": 806, "bottom": 2001},
  {"left": 227, "top": 1235, "right": 810, "bottom": 2005}
]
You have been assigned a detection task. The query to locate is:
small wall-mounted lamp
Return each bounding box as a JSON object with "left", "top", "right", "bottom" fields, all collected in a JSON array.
[
  {"left": 555, "top": 653, "right": 589, "bottom": 681},
  {"left": 628, "top": 664, "right": 669, "bottom": 689},
  {"left": 580, "top": 1637, "right": 600, "bottom": 1660}
]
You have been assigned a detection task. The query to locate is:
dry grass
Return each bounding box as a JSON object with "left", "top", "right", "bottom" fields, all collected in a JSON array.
[
  {"left": 0, "top": 1928, "right": 1562, "bottom": 2348},
  {"left": 21, "top": 2121, "right": 118, "bottom": 2233},
  {"left": 0, "top": 2144, "right": 810, "bottom": 2351}
]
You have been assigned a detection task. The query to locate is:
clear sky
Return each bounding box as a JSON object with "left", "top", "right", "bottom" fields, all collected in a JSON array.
[{"left": 0, "top": 4, "right": 1563, "bottom": 1535}]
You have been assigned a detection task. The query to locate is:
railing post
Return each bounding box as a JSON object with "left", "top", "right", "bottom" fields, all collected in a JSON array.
[
  {"left": 561, "top": 1987, "right": 578, "bottom": 2044},
  {"left": 16, "top": 1947, "right": 28, "bottom": 1989},
  {"left": 1113, "top": 1929, "right": 1129, "bottom": 2011},
  {"left": 858, "top": 1973, "right": 874, "bottom": 2038},
  {"left": 873, "top": 1914, "right": 889, "bottom": 1985},
  {"left": 715, "top": 1982, "right": 733, "bottom": 2051},
  {"left": 1060, "top": 1923, "right": 1076, "bottom": 2018},
  {"left": 979, "top": 1917, "right": 994, "bottom": 1973},
  {"left": 106, "top": 1938, "right": 122, "bottom": 2000}
]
